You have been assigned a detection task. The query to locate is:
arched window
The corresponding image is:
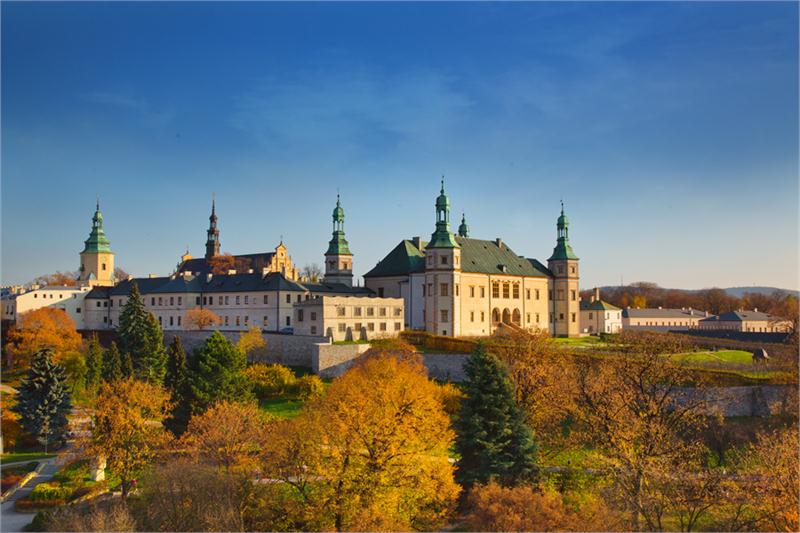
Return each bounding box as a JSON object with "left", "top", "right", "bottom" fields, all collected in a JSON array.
[
  {"left": 512, "top": 309, "right": 521, "bottom": 325},
  {"left": 502, "top": 308, "right": 511, "bottom": 324},
  {"left": 492, "top": 308, "right": 500, "bottom": 324}
]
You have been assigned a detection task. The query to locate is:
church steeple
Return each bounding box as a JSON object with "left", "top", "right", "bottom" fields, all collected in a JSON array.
[
  {"left": 81, "top": 200, "right": 113, "bottom": 254},
  {"left": 458, "top": 212, "right": 469, "bottom": 238},
  {"left": 429, "top": 177, "right": 459, "bottom": 248},
  {"left": 324, "top": 193, "right": 353, "bottom": 286},
  {"left": 205, "top": 196, "right": 220, "bottom": 259},
  {"left": 548, "top": 201, "right": 578, "bottom": 261}
]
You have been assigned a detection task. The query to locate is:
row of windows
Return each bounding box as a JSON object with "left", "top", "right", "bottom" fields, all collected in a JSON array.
[
  {"left": 334, "top": 306, "right": 402, "bottom": 318},
  {"left": 587, "top": 312, "right": 622, "bottom": 320},
  {"left": 421, "top": 282, "right": 545, "bottom": 302},
  {"left": 33, "top": 292, "right": 77, "bottom": 300},
  {"left": 155, "top": 314, "right": 291, "bottom": 328}
]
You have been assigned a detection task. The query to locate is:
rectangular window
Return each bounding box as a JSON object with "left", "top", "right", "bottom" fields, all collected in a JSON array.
[
  {"left": 178, "top": 316, "right": 182, "bottom": 326},
  {"left": 526, "top": 313, "right": 530, "bottom": 323},
  {"left": 202, "top": 296, "right": 207, "bottom": 305},
  {"left": 354, "top": 322, "right": 362, "bottom": 331},
  {"left": 311, "top": 326, "right": 317, "bottom": 335},
  {"left": 169, "top": 316, "right": 174, "bottom": 326},
  {"left": 380, "top": 322, "right": 387, "bottom": 331},
  {"left": 151, "top": 298, "right": 156, "bottom": 306},
  {"left": 244, "top": 295, "right": 249, "bottom": 304},
  {"left": 109, "top": 300, "right": 113, "bottom": 307},
  {"left": 379, "top": 307, "right": 386, "bottom": 317},
  {"left": 236, "top": 295, "right": 240, "bottom": 305},
  {"left": 367, "top": 307, "right": 374, "bottom": 317},
  {"left": 225, "top": 315, "right": 229, "bottom": 326},
  {"left": 394, "top": 322, "right": 401, "bottom": 331},
  {"left": 263, "top": 316, "right": 268, "bottom": 326},
  {"left": 589, "top": 312, "right": 593, "bottom": 319},
  {"left": 158, "top": 316, "right": 162, "bottom": 325},
  {"left": 209, "top": 296, "right": 213, "bottom": 305},
  {"left": 263, "top": 295, "right": 268, "bottom": 304},
  {"left": 440, "top": 310, "right": 448, "bottom": 322},
  {"left": 354, "top": 307, "right": 362, "bottom": 317},
  {"left": 536, "top": 313, "right": 540, "bottom": 323},
  {"left": 311, "top": 312, "right": 317, "bottom": 321},
  {"left": 96, "top": 301, "right": 101, "bottom": 307},
  {"left": 469, "top": 286, "right": 475, "bottom": 297},
  {"left": 244, "top": 316, "right": 249, "bottom": 325},
  {"left": 535, "top": 289, "right": 540, "bottom": 300},
  {"left": 170, "top": 297, "right": 174, "bottom": 306},
  {"left": 481, "top": 311, "right": 485, "bottom": 322},
  {"left": 236, "top": 316, "right": 240, "bottom": 326},
  {"left": 441, "top": 255, "right": 448, "bottom": 265},
  {"left": 440, "top": 283, "right": 448, "bottom": 297},
  {"left": 470, "top": 311, "right": 475, "bottom": 322},
  {"left": 286, "top": 316, "right": 291, "bottom": 326},
  {"left": 571, "top": 290, "right": 576, "bottom": 301},
  {"left": 559, "top": 313, "right": 564, "bottom": 320},
  {"left": 503, "top": 283, "right": 510, "bottom": 299},
  {"left": 76, "top": 308, "right": 81, "bottom": 313},
  {"left": 571, "top": 313, "right": 576, "bottom": 323},
  {"left": 178, "top": 296, "right": 182, "bottom": 305},
  {"left": 286, "top": 295, "right": 291, "bottom": 304},
  {"left": 103, "top": 301, "right": 108, "bottom": 307},
  {"left": 513, "top": 284, "right": 520, "bottom": 299},
  {"left": 492, "top": 283, "right": 499, "bottom": 298},
  {"left": 422, "top": 284, "right": 426, "bottom": 297},
  {"left": 394, "top": 307, "right": 401, "bottom": 317},
  {"left": 427, "top": 283, "right": 433, "bottom": 297},
  {"left": 367, "top": 323, "right": 375, "bottom": 331},
  {"left": 103, "top": 316, "right": 107, "bottom": 323},
  {"left": 225, "top": 296, "right": 230, "bottom": 305},
  {"left": 338, "top": 323, "right": 346, "bottom": 332},
  {"left": 481, "top": 287, "right": 485, "bottom": 298},
  {"left": 337, "top": 307, "right": 346, "bottom": 317},
  {"left": 196, "top": 296, "right": 201, "bottom": 305},
  {"left": 455, "top": 284, "right": 459, "bottom": 296},
  {"left": 298, "top": 310, "right": 304, "bottom": 322}
]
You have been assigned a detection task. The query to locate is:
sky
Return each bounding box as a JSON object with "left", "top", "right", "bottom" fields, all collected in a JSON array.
[{"left": 2, "top": 1, "right": 798, "bottom": 290}]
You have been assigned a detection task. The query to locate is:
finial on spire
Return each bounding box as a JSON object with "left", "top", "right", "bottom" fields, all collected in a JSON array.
[
  {"left": 560, "top": 198, "right": 564, "bottom": 214},
  {"left": 441, "top": 175, "right": 445, "bottom": 193},
  {"left": 96, "top": 196, "right": 100, "bottom": 211},
  {"left": 212, "top": 192, "right": 216, "bottom": 214}
]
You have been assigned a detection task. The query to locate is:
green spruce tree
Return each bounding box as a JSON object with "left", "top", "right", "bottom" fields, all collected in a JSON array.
[
  {"left": 188, "top": 331, "right": 250, "bottom": 415},
  {"left": 84, "top": 334, "right": 104, "bottom": 391},
  {"left": 117, "top": 283, "right": 166, "bottom": 383},
  {"left": 164, "top": 336, "right": 192, "bottom": 437},
  {"left": 122, "top": 351, "right": 135, "bottom": 379},
  {"left": 101, "top": 341, "right": 123, "bottom": 382},
  {"left": 455, "top": 343, "right": 538, "bottom": 487},
  {"left": 11, "top": 348, "right": 72, "bottom": 453}
]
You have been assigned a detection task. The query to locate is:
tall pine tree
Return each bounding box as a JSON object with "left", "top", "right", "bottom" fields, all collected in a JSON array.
[
  {"left": 189, "top": 331, "right": 250, "bottom": 414},
  {"left": 12, "top": 348, "right": 72, "bottom": 452},
  {"left": 102, "top": 341, "right": 123, "bottom": 382},
  {"left": 84, "top": 334, "right": 104, "bottom": 391},
  {"left": 164, "top": 336, "right": 192, "bottom": 437},
  {"left": 117, "top": 283, "right": 166, "bottom": 383},
  {"left": 122, "top": 351, "right": 135, "bottom": 378},
  {"left": 455, "top": 343, "right": 538, "bottom": 487}
]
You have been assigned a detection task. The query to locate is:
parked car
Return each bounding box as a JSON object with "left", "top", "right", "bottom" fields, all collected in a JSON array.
[{"left": 279, "top": 327, "right": 294, "bottom": 335}]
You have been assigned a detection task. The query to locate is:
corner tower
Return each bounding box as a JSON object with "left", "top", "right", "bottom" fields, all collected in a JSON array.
[
  {"left": 324, "top": 194, "right": 353, "bottom": 286},
  {"left": 205, "top": 197, "right": 220, "bottom": 259},
  {"left": 79, "top": 200, "right": 115, "bottom": 286},
  {"left": 547, "top": 202, "right": 580, "bottom": 337},
  {"left": 424, "top": 178, "right": 461, "bottom": 336}
]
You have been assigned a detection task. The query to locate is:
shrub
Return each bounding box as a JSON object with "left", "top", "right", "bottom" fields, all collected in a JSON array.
[
  {"left": 292, "top": 375, "right": 325, "bottom": 401},
  {"left": 16, "top": 498, "right": 67, "bottom": 510},
  {"left": 1, "top": 411, "right": 22, "bottom": 450},
  {"left": 436, "top": 382, "right": 464, "bottom": 417},
  {"left": 2, "top": 474, "right": 23, "bottom": 493},
  {"left": 243, "top": 363, "right": 296, "bottom": 399},
  {"left": 24, "top": 511, "right": 48, "bottom": 532},
  {"left": 28, "top": 482, "right": 73, "bottom": 502}
]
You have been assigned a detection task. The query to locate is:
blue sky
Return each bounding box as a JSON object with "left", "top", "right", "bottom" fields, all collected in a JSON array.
[{"left": 2, "top": 1, "right": 797, "bottom": 290}]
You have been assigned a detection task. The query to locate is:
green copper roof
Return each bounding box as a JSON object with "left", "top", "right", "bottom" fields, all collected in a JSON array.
[
  {"left": 429, "top": 178, "right": 459, "bottom": 248},
  {"left": 548, "top": 202, "right": 578, "bottom": 261},
  {"left": 81, "top": 201, "right": 113, "bottom": 254},
  {"left": 458, "top": 213, "right": 469, "bottom": 238},
  {"left": 326, "top": 194, "right": 351, "bottom": 255}
]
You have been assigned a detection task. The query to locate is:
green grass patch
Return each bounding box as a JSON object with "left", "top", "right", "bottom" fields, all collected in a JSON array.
[
  {"left": 259, "top": 398, "right": 305, "bottom": 419},
  {"left": 0, "top": 453, "right": 56, "bottom": 465},
  {"left": 674, "top": 350, "right": 754, "bottom": 365},
  {"left": 332, "top": 339, "right": 370, "bottom": 345}
]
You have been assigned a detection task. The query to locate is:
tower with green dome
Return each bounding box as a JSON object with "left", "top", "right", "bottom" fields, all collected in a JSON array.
[
  {"left": 458, "top": 213, "right": 469, "bottom": 238},
  {"left": 79, "top": 200, "right": 115, "bottom": 286},
  {"left": 323, "top": 193, "right": 353, "bottom": 286},
  {"left": 424, "top": 178, "right": 462, "bottom": 336},
  {"left": 547, "top": 201, "right": 580, "bottom": 337}
]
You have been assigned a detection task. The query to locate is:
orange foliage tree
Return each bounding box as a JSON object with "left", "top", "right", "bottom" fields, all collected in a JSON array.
[
  {"left": 208, "top": 253, "right": 236, "bottom": 275},
  {"left": 5, "top": 308, "right": 83, "bottom": 368},
  {"left": 184, "top": 307, "right": 222, "bottom": 331}
]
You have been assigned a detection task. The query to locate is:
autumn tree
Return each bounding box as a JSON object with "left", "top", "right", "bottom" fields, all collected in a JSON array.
[
  {"left": 89, "top": 379, "right": 170, "bottom": 499},
  {"left": 30, "top": 271, "right": 79, "bottom": 287},
  {"left": 301, "top": 263, "right": 323, "bottom": 283},
  {"left": 573, "top": 342, "right": 709, "bottom": 531},
  {"left": 456, "top": 343, "right": 538, "bottom": 488},
  {"left": 181, "top": 400, "right": 272, "bottom": 472},
  {"left": 208, "top": 253, "right": 236, "bottom": 275},
  {"left": 117, "top": 283, "right": 167, "bottom": 383},
  {"left": 188, "top": 331, "right": 250, "bottom": 415},
  {"left": 12, "top": 348, "right": 72, "bottom": 452},
  {"left": 5, "top": 307, "right": 83, "bottom": 368},
  {"left": 113, "top": 266, "right": 130, "bottom": 281},
  {"left": 101, "top": 341, "right": 123, "bottom": 382},
  {"left": 184, "top": 307, "right": 222, "bottom": 331},
  {"left": 261, "top": 353, "right": 460, "bottom": 531},
  {"left": 237, "top": 326, "right": 266, "bottom": 357}
]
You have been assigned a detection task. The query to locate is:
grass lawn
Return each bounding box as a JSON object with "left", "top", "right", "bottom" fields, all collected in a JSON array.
[
  {"left": 332, "top": 340, "right": 370, "bottom": 345},
  {"left": 674, "top": 350, "right": 754, "bottom": 365},
  {"left": 0, "top": 453, "right": 56, "bottom": 465},
  {"left": 259, "top": 398, "right": 305, "bottom": 419}
]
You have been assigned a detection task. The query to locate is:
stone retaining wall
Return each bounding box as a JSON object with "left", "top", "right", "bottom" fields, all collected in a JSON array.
[{"left": 312, "top": 344, "right": 372, "bottom": 378}]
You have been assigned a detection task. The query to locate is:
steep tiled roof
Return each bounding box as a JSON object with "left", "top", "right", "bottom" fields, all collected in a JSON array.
[
  {"left": 84, "top": 287, "right": 111, "bottom": 299},
  {"left": 365, "top": 236, "right": 551, "bottom": 278},
  {"left": 109, "top": 277, "right": 172, "bottom": 296},
  {"left": 302, "top": 281, "right": 373, "bottom": 295}
]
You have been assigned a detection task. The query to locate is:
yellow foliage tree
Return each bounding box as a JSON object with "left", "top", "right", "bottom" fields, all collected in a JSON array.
[
  {"left": 261, "top": 353, "right": 460, "bottom": 531},
  {"left": 6, "top": 308, "right": 83, "bottom": 368},
  {"left": 237, "top": 326, "right": 266, "bottom": 356},
  {"left": 88, "top": 379, "right": 170, "bottom": 499}
]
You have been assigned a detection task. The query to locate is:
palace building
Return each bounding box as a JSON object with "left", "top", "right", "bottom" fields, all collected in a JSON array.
[{"left": 364, "top": 181, "right": 582, "bottom": 337}]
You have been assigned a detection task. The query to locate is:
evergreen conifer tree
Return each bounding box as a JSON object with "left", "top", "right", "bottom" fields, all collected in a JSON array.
[
  {"left": 84, "top": 334, "right": 104, "bottom": 391},
  {"left": 12, "top": 348, "right": 72, "bottom": 452},
  {"left": 122, "top": 351, "right": 135, "bottom": 378},
  {"left": 455, "top": 343, "right": 538, "bottom": 487},
  {"left": 164, "top": 336, "right": 192, "bottom": 437},
  {"left": 117, "top": 283, "right": 167, "bottom": 383},
  {"left": 102, "top": 341, "right": 123, "bottom": 382},
  {"left": 188, "top": 331, "right": 250, "bottom": 414}
]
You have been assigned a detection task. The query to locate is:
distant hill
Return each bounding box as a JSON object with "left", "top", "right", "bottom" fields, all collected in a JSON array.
[{"left": 721, "top": 287, "right": 798, "bottom": 298}]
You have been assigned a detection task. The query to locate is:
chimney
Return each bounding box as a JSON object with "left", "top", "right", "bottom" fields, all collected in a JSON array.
[
  {"left": 495, "top": 238, "right": 503, "bottom": 249},
  {"left": 248, "top": 269, "right": 254, "bottom": 274},
  {"left": 594, "top": 287, "right": 600, "bottom": 302},
  {"left": 148, "top": 273, "right": 157, "bottom": 279},
  {"left": 206, "top": 273, "right": 213, "bottom": 282},
  {"left": 754, "top": 307, "right": 758, "bottom": 313},
  {"left": 412, "top": 236, "right": 422, "bottom": 249},
  {"left": 705, "top": 311, "right": 709, "bottom": 317},
  {"left": 228, "top": 269, "right": 237, "bottom": 275},
  {"left": 658, "top": 306, "right": 662, "bottom": 310},
  {"left": 262, "top": 267, "right": 269, "bottom": 278}
]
